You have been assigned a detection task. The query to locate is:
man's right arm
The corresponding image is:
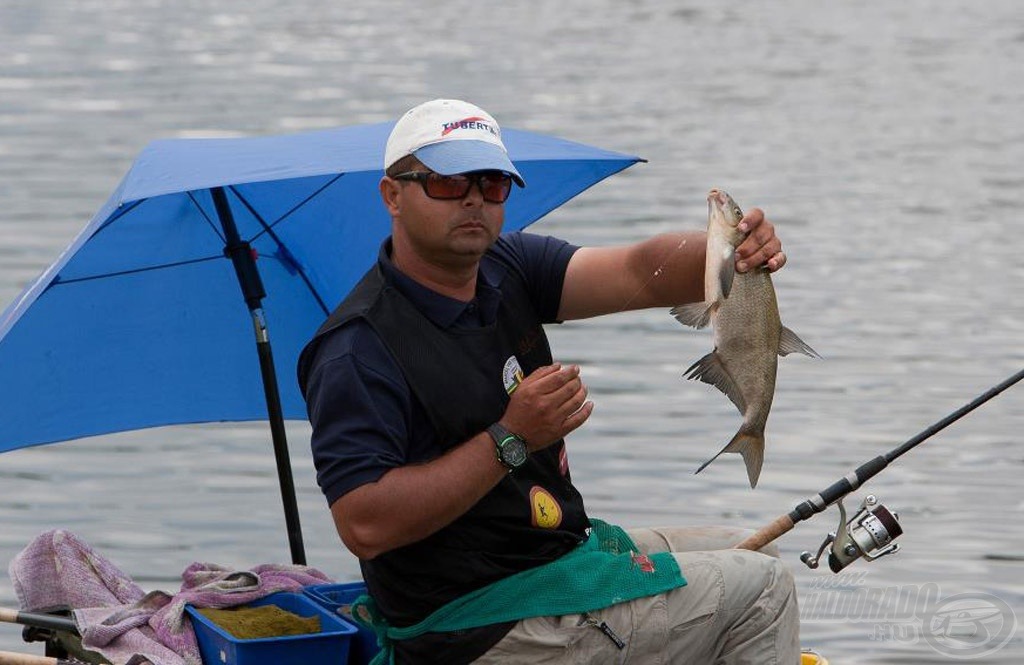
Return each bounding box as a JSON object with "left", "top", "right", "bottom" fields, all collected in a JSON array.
[
  {"left": 312, "top": 346, "right": 592, "bottom": 560},
  {"left": 330, "top": 431, "right": 508, "bottom": 560}
]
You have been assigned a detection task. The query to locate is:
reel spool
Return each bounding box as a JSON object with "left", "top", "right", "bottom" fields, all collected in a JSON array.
[{"left": 800, "top": 495, "right": 902, "bottom": 572}]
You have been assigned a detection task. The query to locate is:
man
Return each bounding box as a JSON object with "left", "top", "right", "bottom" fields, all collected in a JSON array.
[{"left": 298, "top": 99, "right": 799, "bottom": 664}]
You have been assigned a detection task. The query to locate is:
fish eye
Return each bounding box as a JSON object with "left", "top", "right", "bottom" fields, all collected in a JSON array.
[{"left": 733, "top": 207, "right": 743, "bottom": 218}]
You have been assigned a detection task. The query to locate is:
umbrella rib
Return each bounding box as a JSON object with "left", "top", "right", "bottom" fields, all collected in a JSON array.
[
  {"left": 227, "top": 181, "right": 339, "bottom": 317},
  {"left": 50, "top": 255, "right": 222, "bottom": 286},
  {"left": 249, "top": 173, "right": 345, "bottom": 240},
  {"left": 94, "top": 199, "right": 147, "bottom": 235},
  {"left": 186, "top": 191, "right": 229, "bottom": 244}
]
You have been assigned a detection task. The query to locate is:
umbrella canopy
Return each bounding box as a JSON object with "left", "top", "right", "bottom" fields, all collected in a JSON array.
[
  {"left": 0, "top": 121, "right": 641, "bottom": 562},
  {"left": 0, "top": 122, "right": 640, "bottom": 450}
]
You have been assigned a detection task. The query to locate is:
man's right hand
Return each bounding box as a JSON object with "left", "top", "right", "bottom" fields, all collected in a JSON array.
[{"left": 499, "top": 364, "right": 593, "bottom": 452}]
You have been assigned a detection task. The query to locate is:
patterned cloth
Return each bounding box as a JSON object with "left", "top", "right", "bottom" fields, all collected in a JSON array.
[{"left": 9, "top": 530, "right": 332, "bottom": 665}]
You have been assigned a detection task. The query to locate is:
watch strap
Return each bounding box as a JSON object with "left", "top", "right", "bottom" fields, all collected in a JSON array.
[{"left": 487, "top": 423, "right": 525, "bottom": 471}]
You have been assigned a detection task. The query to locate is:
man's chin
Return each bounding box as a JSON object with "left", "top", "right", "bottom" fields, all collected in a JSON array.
[{"left": 449, "top": 229, "right": 496, "bottom": 253}]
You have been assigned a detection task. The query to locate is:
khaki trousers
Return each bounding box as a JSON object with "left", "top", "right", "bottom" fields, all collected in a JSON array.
[{"left": 473, "top": 526, "right": 800, "bottom": 664}]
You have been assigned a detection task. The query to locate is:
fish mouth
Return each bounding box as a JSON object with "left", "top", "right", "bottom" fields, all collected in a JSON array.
[
  {"left": 707, "top": 188, "right": 741, "bottom": 226},
  {"left": 707, "top": 188, "right": 727, "bottom": 220}
]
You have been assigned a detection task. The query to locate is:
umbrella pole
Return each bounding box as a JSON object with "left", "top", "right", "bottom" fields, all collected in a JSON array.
[{"left": 212, "top": 187, "right": 306, "bottom": 565}]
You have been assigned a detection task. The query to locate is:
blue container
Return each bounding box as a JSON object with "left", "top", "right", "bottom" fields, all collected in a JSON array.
[
  {"left": 303, "top": 582, "right": 381, "bottom": 663},
  {"left": 186, "top": 591, "right": 358, "bottom": 665}
]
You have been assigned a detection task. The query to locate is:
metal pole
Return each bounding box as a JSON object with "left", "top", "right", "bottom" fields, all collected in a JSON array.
[{"left": 211, "top": 187, "right": 306, "bottom": 565}]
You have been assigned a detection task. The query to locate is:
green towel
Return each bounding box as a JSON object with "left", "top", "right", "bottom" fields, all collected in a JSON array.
[{"left": 353, "top": 519, "right": 687, "bottom": 665}]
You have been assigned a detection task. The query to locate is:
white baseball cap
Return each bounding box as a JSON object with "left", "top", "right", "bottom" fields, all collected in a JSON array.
[{"left": 384, "top": 99, "right": 525, "bottom": 187}]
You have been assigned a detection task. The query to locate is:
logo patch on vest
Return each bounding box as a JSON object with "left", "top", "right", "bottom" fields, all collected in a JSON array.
[
  {"left": 530, "top": 485, "right": 563, "bottom": 529},
  {"left": 502, "top": 355, "right": 524, "bottom": 395}
]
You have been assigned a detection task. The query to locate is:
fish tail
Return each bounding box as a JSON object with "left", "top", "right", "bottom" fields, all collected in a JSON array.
[{"left": 695, "top": 427, "right": 766, "bottom": 488}]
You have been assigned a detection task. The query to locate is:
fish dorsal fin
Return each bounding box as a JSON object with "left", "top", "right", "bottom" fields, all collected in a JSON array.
[
  {"left": 683, "top": 350, "right": 746, "bottom": 414},
  {"left": 778, "top": 326, "right": 821, "bottom": 358},
  {"left": 670, "top": 301, "right": 716, "bottom": 329}
]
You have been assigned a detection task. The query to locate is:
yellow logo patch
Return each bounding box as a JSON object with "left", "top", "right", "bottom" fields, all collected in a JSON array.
[
  {"left": 530, "top": 486, "right": 563, "bottom": 529},
  {"left": 502, "top": 355, "right": 524, "bottom": 395}
]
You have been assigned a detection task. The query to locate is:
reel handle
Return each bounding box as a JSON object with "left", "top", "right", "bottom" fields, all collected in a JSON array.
[{"left": 734, "top": 514, "right": 795, "bottom": 551}]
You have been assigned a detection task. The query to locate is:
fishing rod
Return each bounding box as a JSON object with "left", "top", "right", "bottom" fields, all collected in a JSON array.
[
  {"left": 0, "top": 650, "right": 83, "bottom": 665},
  {"left": 0, "top": 608, "right": 76, "bottom": 635},
  {"left": 0, "top": 609, "right": 84, "bottom": 665},
  {"left": 735, "top": 367, "right": 1024, "bottom": 571}
]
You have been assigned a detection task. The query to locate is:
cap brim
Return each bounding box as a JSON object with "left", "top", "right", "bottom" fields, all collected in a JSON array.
[{"left": 414, "top": 141, "right": 525, "bottom": 187}]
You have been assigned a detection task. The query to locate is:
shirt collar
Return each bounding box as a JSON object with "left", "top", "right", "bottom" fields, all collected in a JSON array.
[{"left": 377, "top": 238, "right": 503, "bottom": 329}]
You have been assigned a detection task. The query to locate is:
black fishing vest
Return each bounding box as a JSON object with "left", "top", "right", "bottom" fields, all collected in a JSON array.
[{"left": 303, "top": 259, "right": 590, "bottom": 627}]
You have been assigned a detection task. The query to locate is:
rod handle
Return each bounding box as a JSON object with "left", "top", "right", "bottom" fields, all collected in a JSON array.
[
  {"left": 734, "top": 513, "right": 795, "bottom": 551},
  {"left": 0, "top": 607, "right": 77, "bottom": 633},
  {"left": 0, "top": 650, "right": 70, "bottom": 665}
]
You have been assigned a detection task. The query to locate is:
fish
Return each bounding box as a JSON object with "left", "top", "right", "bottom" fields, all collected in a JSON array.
[{"left": 670, "top": 189, "right": 819, "bottom": 487}]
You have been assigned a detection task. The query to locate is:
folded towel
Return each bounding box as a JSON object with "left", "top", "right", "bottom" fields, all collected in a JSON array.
[{"left": 9, "top": 530, "right": 333, "bottom": 665}]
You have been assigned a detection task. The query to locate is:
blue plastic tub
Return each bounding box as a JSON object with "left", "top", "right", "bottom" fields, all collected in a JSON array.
[
  {"left": 303, "top": 582, "right": 381, "bottom": 663},
  {"left": 186, "top": 591, "right": 358, "bottom": 665}
]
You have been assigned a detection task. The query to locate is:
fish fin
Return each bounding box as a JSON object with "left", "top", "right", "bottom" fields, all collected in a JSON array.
[
  {"left": 683, "top": 350, "right": 746, "bottom": 414},
  {"left": 695, "top": 428, "right": 766, "bottom": 488},
  {"left": 778, "top": 326, "right": 821, "bottom": 358},
  {"left": 719, "top": 247, "right": 736, "bottom": 298},
  {"left": 671, "top": 301, "right": 715, "bottom": 329}
]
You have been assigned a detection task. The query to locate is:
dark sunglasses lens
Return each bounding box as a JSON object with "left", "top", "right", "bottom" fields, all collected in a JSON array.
[
  {"left": 424, "top": 174, "right": 471, "bottom": 199},
  {"left": 480, "top": 175, "right": 513, "bottom": 203}
]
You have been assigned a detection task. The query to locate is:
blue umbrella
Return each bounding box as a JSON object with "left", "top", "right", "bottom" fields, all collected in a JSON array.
[{"left": 0, "top": 121, "right": 642, "bottom": 564}]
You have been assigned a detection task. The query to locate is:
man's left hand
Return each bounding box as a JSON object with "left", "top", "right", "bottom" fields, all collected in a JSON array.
[{"left": 735, "top": 207, "right": 786, "bottom": 273}]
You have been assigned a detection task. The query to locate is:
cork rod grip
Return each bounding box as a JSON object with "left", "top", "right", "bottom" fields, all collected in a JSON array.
[
  {"left": 0, "top": 650, "right": 65, "bottom": 665},
  {"left": 734, "top": 514, "right": 795, "bottom": 551}
]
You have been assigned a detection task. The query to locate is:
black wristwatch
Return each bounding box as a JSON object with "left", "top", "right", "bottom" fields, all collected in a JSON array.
[{"left": 487, "top": 423, "right": 529, "bottom": 472}]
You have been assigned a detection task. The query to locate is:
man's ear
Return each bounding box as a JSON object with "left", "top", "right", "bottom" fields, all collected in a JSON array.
[{"left": 380, "top": 176, "right": 401, "bottom": 216}]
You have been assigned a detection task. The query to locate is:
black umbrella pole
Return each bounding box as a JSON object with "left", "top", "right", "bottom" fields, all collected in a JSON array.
[
  {"left": 213, "top": 187, "right": 306, "bottom": 565},
  {"left": 253, "top": 313, "right": 307, "bottom": 566}
]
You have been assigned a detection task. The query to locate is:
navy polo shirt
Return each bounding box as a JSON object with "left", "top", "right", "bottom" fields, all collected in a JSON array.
[{"left": 303, "top": 232, "right": 579, "bottom": 507}]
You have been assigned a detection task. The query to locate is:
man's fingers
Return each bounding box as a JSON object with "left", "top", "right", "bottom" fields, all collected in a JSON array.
[
  {"left": 736, "top": 218, "right": 775, "bottom": 257},
  {"left": 554, "top": 381, "right": 589, "bottom": 421},
  {"left": 526, "top": 364, "right": 562, "bottom": 380},
  {"left": 561, "top": 400, "right": 594, "bottom": 435},
  {"left": 767, "top": 251, "right": 787, "bottom": 272},
  {"left": 737, "top": 207, "right": 765, "bottom": 233},
  {"left": 547, "top": 371, "right": 584, "bottom": 403},
  {"left": 736, "top": 236, "right": 782, "bottom": 273},
  {"left": 518, "top": 364, "right": 562, "bottom": 392},
  {"left": 526, "top": 363, "right": 580, "bottom": 393}
]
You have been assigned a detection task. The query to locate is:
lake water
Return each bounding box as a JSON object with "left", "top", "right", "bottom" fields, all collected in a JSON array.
[{"left": 1, "top": 1, "right": 1022, "bottom": 662}]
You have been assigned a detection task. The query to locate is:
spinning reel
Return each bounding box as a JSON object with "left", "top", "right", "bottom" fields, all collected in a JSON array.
[{"left": 800, "top": 495, "right": 902, "bottom": 572}]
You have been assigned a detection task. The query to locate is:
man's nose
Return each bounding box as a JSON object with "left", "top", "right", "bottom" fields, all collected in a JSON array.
[{"left": 461, "top": 179, "right": 486, "bottom": 205}]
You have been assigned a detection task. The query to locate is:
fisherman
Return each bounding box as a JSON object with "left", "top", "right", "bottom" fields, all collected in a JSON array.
[{"left": 298, "top": 98, "right": 799, "bottom": 664}]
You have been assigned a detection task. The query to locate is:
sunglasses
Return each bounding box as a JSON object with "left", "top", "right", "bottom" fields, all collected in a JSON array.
[{"left": 392, "top": 171, "right": 514, "bottom": 204}]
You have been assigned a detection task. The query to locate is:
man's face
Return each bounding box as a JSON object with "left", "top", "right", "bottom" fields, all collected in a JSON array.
[{"left": 381, "top": 162, "right": 506, "bottom": 269}]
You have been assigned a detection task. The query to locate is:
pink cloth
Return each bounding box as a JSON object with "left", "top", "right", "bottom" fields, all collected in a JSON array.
[{"left": 9, "top": 530, "right": 333, "bottom": 665}]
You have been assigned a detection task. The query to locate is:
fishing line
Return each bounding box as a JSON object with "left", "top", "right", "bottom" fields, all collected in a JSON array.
[{"left": 615, "top": 235, "right": 689, "bottom": 313}]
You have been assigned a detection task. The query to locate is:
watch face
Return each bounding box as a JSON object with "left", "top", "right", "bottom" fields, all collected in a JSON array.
[{"left": 501, "top": 438, "right": 528, "bottom": 468}]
